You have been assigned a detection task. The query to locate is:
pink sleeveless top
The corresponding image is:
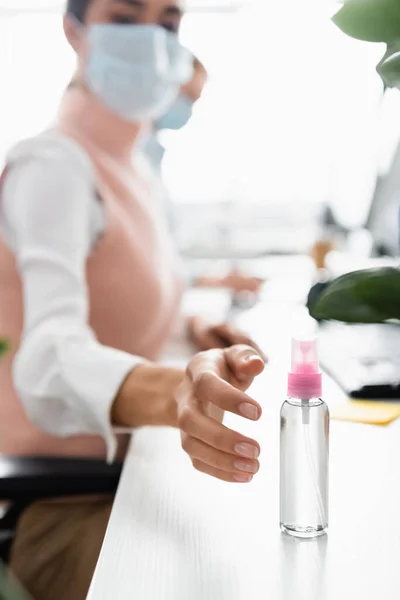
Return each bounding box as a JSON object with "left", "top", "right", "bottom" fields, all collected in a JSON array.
[{"left": 0, "top": 88, "right": 182, "bottom": 458}]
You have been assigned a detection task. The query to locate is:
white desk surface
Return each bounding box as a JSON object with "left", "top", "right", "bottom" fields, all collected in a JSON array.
[{"left": 88, "top": 298, "right": 400, "bottom": 600}]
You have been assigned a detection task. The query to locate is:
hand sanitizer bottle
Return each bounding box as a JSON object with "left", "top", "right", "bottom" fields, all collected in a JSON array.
[{"left": 280, "top": 337, "right": 329, "bottom": 538}]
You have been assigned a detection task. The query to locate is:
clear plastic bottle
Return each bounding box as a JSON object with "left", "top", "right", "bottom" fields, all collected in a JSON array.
[{"left": 280, "top": 338, "right": 329, "bottom": 538}]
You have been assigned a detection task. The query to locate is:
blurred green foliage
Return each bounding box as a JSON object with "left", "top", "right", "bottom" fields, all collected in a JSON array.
[
  {"left": 332, "top": 0, "right": 400, "bottom": 88},
  {"left": 309, "top": 267, "right": 400, "bottom": 323}
]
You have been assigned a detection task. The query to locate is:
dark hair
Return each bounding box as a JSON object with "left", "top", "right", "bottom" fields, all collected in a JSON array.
[{"left": 66, "top": 0, "right": 92, "bottom": 23}]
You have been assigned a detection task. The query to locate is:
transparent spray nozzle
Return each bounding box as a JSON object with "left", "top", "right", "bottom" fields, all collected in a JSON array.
[
  {"left": 288, "top": 337, "right": 322, "bottom": 401},
  {"left": 291, "top": 337, "right": 320, "bottom": 376}
]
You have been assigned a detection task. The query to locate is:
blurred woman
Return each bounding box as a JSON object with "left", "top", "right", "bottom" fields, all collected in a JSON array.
[
  {"left": 0, "top": 1, "right": 265, "bottom": 598},
  {"left": 144, "top": 55, "right": 265, "bottom": 293}
]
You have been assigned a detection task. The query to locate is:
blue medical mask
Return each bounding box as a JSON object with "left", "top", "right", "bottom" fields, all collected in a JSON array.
[
  {"left": 141, "top": 93, "right": 193, "bottom": 171},
  {"left": 156, "top": 94, "right": 194, "bottom": 131},
  {"left": 142, "top": 133, "right": 166, "bottom": 172},
  {"left": 142, "top": 94, "right": 193, "bottom": 171},
  {"left": 81, "top": 23, "right": 193, "bottom": 123}
]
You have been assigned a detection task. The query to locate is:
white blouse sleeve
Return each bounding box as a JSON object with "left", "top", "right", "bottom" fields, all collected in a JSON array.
[{"left": 0, "top": 134, "right": 145, "bottom": 462}]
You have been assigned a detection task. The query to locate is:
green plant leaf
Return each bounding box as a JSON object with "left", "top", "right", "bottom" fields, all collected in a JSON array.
[
  {"left": 352, "top": 267, "right": 400, "bottom": 318},
  {"left": 332, "top": 0, "right": 400, "bottom": 44},
  {"left": 0, "top": 339, "right": 10, "bottom": 359},
  {"left": 377, "top": 43, "right": 400, "bottom": 87},
  {"left": 309, "top": 267, "right": 400, "bottom": 323}
]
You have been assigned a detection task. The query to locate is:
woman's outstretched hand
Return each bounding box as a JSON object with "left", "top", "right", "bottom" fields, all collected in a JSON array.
[{"left": 175, "top": 345, "right": 265, "bottom": 483}]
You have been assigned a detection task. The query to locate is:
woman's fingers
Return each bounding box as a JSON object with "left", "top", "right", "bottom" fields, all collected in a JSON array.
[
  {"left": 196, "top": 330, "right": 226, "bottom": 351},
  {"left": 188, "top": 317, "right": 227, "bottom": 350},
  {"left": 212, "top": 323, "right": 268, "bottom": 361},
  {"left": 182, "top": 435, "right": 259, "bottom": 477},
  {"left": 191, "top": 459, "right": 255, "bottom": 483},
  {"left": 238, "top": 337, "right": 267, "bottom": 363},
  {"left": 208, "top": 322, "right": 237, "bottom": 347},
  {"left": 190, "top": 370, "right": 262, "bottom": 419},
  {"left": 224, "top": 344, "right": 265, "bottom": 385},
  {"left": 178, "top": 346, "right": 265, "bottom": 483},
  {"left": 187, "top": 345, "right": 264, "bottom": 390},
  {"left": 177, "top": 404, "right": 260, "bottom": 458}
]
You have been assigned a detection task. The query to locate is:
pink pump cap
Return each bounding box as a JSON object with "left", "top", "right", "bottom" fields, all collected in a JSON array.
[{"left": 287, "top": 337, "right": 322, "bottom": 399}]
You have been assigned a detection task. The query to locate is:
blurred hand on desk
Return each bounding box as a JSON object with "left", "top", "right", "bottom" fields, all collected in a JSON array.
[
  {"left": 187, "top": 316, "right": 267, "bottom": 361},
  {"left": 195, "top": 269, "right": 264, "bottom": 294}
]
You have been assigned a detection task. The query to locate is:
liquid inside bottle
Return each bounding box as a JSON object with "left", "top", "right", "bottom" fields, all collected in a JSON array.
[{"left": 280, "top": 396, "right": 329, "bottom": 538}]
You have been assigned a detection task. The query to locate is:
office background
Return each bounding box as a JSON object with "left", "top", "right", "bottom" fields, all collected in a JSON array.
[{"left": 0, "top": 0, "right": 399, "bottom": 254}]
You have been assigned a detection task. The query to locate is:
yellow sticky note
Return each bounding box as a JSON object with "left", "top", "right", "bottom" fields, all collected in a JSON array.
[{"left": 330, "top": 399, "right": 400, "bottom": 426}]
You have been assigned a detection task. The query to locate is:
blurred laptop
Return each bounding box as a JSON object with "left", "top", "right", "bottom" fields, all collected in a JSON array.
[
  {"left": 319, "top": 322, "right": 400, "bottom": 399},
  {"left": 318, "top": 91, "right": 400, "bottom": 399}
]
